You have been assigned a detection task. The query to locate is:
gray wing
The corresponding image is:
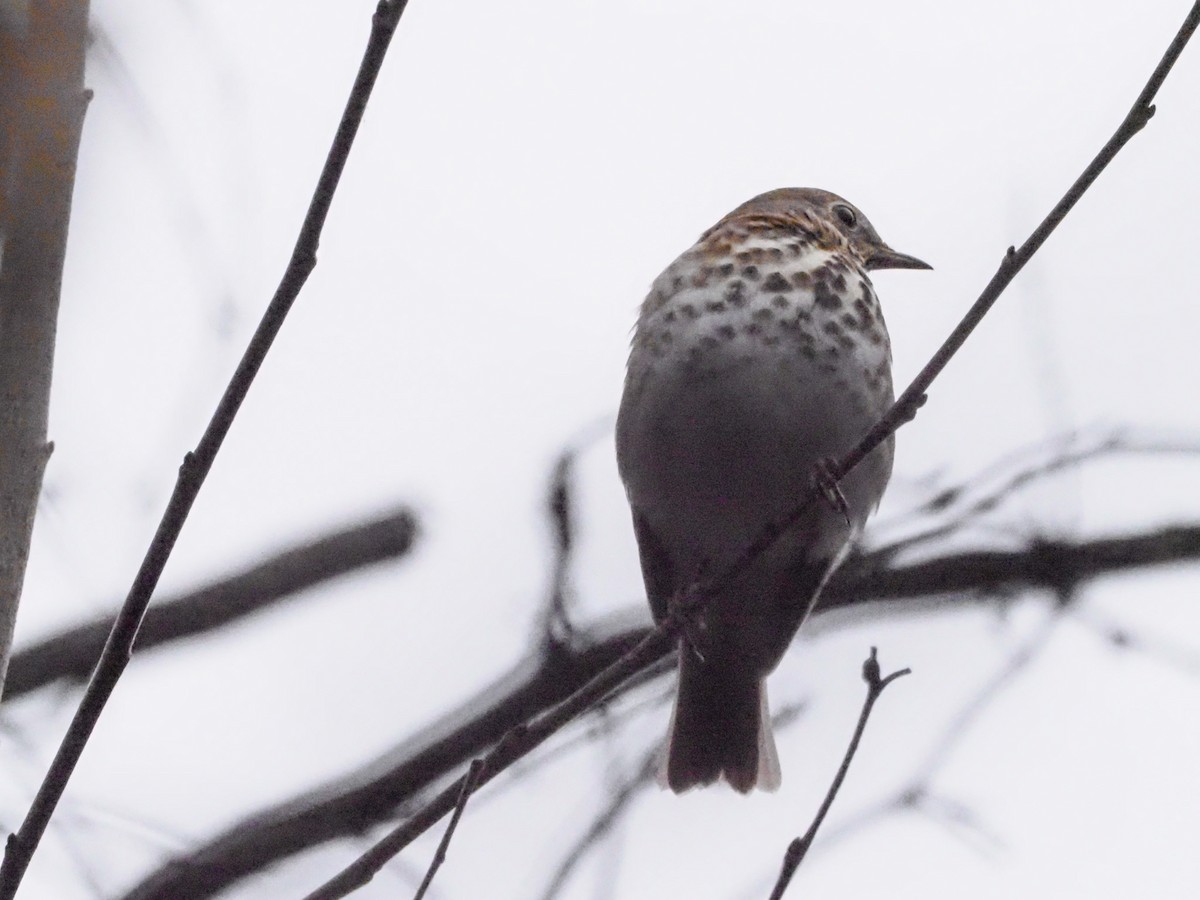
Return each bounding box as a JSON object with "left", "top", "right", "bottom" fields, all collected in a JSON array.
[{"left": 631, "top": 508, "right": 676, "bottom": 624}]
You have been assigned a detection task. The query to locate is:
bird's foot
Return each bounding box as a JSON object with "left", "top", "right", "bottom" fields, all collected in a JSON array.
[{"left": 811, "top": 456, "right": 851, "bottom": 529}]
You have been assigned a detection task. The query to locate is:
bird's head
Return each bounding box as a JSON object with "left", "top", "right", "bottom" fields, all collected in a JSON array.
[{"left": 720, "top": 187, "right": 931, "bottom": 272}]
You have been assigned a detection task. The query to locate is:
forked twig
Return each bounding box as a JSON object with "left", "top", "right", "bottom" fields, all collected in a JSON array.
[
  {"left": 298, "top": 6, "right": 1200, "bottom": 897},
  {"left": 766, "top": 649, "right": 909, "bottom": 900},
  {"left": 0, "top": 1, "right": 415, "bottom": 895}
]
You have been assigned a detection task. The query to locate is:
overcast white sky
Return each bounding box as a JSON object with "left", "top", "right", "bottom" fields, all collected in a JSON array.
[{"left": 3, "top": 0, "right": 1199, "bottom": 897}]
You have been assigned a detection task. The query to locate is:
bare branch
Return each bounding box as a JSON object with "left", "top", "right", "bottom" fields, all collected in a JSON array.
[
  {"left": 0, "top": 0, "right": 417, "bottom": 892},
  {"left": 767, "top": 649, "right": 909, "bottom": 900},
  {"left": 12, "top": 433, "right": 1147, "bottom": 717},
  {"left": 2, "top": 507, "right": 419, "bottom": 702}
]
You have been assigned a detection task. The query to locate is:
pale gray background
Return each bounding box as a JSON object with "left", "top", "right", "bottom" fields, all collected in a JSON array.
[{"left": 3, "top": 0, "right": 1199, "bottom": 897}]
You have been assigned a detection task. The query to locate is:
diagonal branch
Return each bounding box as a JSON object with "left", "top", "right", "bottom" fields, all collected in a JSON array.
[
  {"left": 0, "top": 0, "right": 416, "bottom": 893},
  {"left": 298, "top": 6, "right": 1200, "bottom": 893},
  {"left": 1, "top": 507, "right": 419, "bottom": 702}
]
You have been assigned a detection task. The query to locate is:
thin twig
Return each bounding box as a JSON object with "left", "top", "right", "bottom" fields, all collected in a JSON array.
[
  {"left": 411, "top": 759, "right": 484, "bottom": 900},
  {"left": 767, "top": 649, "right": 909, "bottom": 900},
  {"left": 869, "top": 430, "right": 1155, "bottom": 560},
  {"left": 1074, "top": 608, "right": 1200, "bottom": 678},
  {"left": 0, "top": 1, "right": 415, "bottom": 894}
]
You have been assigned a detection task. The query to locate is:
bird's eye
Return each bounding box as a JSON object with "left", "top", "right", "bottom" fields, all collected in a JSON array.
[{"left": 833, "top": 205, "right": 857, "bottom": 229}]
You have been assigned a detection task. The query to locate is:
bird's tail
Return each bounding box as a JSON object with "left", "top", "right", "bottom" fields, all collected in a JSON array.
[{"left": 660, "top": 649, "right": 781, "bottom": 793}]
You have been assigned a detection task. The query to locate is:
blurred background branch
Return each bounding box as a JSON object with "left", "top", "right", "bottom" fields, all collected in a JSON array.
[
  {"left": 1, "top": 507, "right": 419, "bottom": 702},
  {"left": 116, "top": 501, "right": 1200, "bottom": 900}
]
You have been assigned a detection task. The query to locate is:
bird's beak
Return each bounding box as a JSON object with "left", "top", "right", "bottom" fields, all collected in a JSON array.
[{"left": 865, "top": 245, "right": 932, "bottom": 271}]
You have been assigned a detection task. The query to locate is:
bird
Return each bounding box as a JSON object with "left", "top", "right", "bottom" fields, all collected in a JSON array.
[{"left": 615, "top": 188, "right": 929, "bottom": 793}]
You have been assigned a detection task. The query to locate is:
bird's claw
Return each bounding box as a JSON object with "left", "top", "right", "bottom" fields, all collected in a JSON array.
[
  {"left": 684, "top": 619, "right": 708, "bottom": 663},
  {"left": 812, "top": 457, "right": 851, "bottom": 529}
]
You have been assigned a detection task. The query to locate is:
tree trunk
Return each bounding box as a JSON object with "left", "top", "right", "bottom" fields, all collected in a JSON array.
[{"left": 0, "top": 0, "right": 90, "bottom": 697}]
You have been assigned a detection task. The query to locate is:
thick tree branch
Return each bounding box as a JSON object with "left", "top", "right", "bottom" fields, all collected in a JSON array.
[
  {"left": 830, "top": 525, "right": 1200, "bottom": 610},
  {"left": 1, "top": 507, "right": 418, "bottom": 702},
  {"left": 0, "top": 0, "right": 89, "bottom": 698},
  {"left": 0, "top": 0, "right": 415, "bottom": 893},
  {"left": 117, "top": 521, "right": 1200, "bottom": 900}
]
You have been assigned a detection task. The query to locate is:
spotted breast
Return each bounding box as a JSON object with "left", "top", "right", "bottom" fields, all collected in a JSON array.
[{"left": 616, "top": 187, "right": 929, "bottom": 792}]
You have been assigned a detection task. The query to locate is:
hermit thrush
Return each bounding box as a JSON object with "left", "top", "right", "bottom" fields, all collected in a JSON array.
[{"left": 616, "top": 188, "right": 929, "bottom": 793}]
